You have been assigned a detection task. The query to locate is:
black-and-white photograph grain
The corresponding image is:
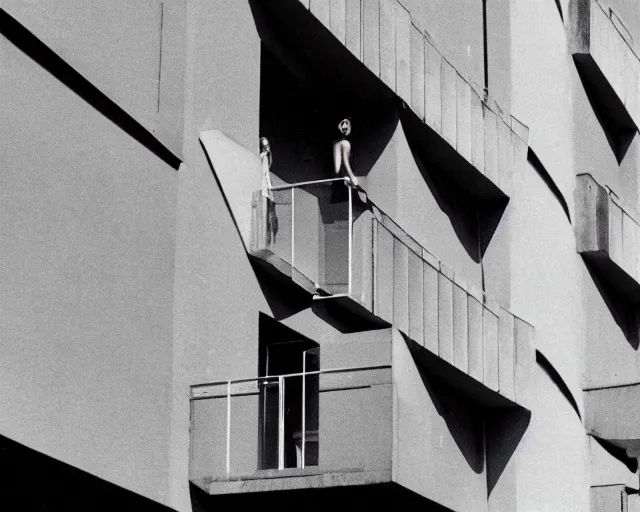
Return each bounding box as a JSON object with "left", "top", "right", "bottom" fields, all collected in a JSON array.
[{"left": 2, "top": 0, "right": 640, "bottom": 510}]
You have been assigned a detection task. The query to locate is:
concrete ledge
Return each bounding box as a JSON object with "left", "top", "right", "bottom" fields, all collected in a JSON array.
[
  {"left": 199, "top": 469, "right": 392, "bottom": 495},
  {"left": 586, "top": 384, "right": 640, "bottom": 458},
  {"left": 575, "top": 174, "right": 640, "bottom": 303},
  {"left": 570, "top": 0, "right": 640, "bottom": 132}
]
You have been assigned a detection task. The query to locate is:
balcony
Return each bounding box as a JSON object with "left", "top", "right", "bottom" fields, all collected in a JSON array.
[
  {"left": 249, "top": 0, "right": 529, "bottom": 251},
  {"left": 189, "top": 365, "right": 393, "bottom": 495},
  {"left": 250, "top": 179, "right": 535, "bottom": 409},
  {"left": 575, "top": 173, "right": 640, "bottom": 304},
  {"left": 570, "top": 0, "right": 640, "bottom": 159}
]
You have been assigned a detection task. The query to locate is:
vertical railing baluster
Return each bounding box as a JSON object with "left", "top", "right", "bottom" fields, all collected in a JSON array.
[
  {"left": 348, "top": 183, "right": 353, "bottom": 296},
  {"left": 291, "top": 188, "right": 295, "bottom": 269},
  {"left": 226, "top": 381, "right": 231, "bottom": 476},
  {"left": 301, "top": 355, "right": 306, "bottom": 469},
  {"left": 278, "top": 376, "right": 285, "bottom": 470}
]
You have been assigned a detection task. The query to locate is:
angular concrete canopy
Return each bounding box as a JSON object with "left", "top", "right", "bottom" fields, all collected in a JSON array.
[
  {"left": 586, "top": 384, "right": 640, "bottom": 458},
  {"left": 575, "top": 173, "right": 640, "bottom": 304},
  {"left": 200, "top": 130, "right": 263, "bottom": 251}
]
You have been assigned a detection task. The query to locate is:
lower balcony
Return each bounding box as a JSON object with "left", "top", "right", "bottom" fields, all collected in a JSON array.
[
  {"left": 189, "top": 328, "right": 532, "bottom": 511},
  {"left": 190, "top": 365, "right": 393, "bottom": 495}
]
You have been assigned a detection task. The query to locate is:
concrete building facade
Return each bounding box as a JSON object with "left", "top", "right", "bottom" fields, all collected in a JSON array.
[{"left": 1, "top": 0, "right": 640, "bottom": 510}]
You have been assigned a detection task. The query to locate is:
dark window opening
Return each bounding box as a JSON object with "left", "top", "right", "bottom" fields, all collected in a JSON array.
[{"left": 258, "top": 315, "right": 320, "bottom": 470}]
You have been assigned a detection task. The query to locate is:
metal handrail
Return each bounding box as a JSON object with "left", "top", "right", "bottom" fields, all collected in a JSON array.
[
  {"left": 191, "top": 364, "right": 392, "bottom": 475},
  {"left": 269, "top": 177, "right": 349, "bottom": 191},
  {"left": 190, "top": 363, "right": 391, "bottom": 393}
]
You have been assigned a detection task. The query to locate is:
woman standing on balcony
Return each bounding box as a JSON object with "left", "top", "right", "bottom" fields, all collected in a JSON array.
[
  {"left": 333, "top": 117, "right": 360, "bottom": 187},
  {"left": 260, "top": 137, "right": 278, "bottom": 245}
]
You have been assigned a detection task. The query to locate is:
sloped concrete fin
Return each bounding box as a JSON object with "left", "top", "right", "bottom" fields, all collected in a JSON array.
[{"left": 200, "top": 130, "right": 262, "bottom": 251}]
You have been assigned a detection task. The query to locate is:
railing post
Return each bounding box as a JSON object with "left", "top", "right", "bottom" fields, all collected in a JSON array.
[
  {"left": 278, "top": 375, "right": 285, "bottom": 470},
  {"left": 301, "top": 356, "right": 306, "bottom": 469},
  {"left": 348, "top": 183, "right": 353, "bottom": 296},
  {"left": 291, "top": 188, "right": 295, "bottom": 269},
  {"left": 226, "top": 381, "right": 231, "bottom": 476}
]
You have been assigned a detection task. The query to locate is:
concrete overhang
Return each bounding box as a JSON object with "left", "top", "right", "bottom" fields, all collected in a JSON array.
[
  {"left": 586, "top": 383, "right": 640, "bottom": 458},
  {"left": 575, "top": 173, "right": 640, "bottom": 305},
  {"left": 569, "top": 0, "right": 640, "bottom": 133},
  {"left": 248, "top": 0, "right": 529, "bottom": 254}
]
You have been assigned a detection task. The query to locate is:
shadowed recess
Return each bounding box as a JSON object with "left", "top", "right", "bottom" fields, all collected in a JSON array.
[
  {"left": 573, "top": 55, "right": 637, "bottom": 164},
  {"left": 252, "top": 260, "right": 314, "bottom": 320},
  {"left": 418, "top": 367, "right": 485, "bottom": 474},
  {"left": 407, "top": 335, "right": 530, "bottom": 496},
  {"left": 400, "top": 108, "right": 509, "bottom": 262},
  {"left": 0, "top": 9, "right": 181, "bottom": 170},
  {"left": 485, "top": 407, "right": 530, "bottom": 495},
  {"left": 592, "top": 436, "right": 638, "bottom": 473},
  {"left": 527, "top": 148, "right": 571, "bottom": 223},
  {"left": 536, "top": 350, "right": 582, "bottom": 420},
  {"left": 251, "top": 0, "right": 509, "bottom": 261},
  {"left": 0, "top": 434, "right": 175, "bottom": 511},
  {"left": 259, "top": 45, "right": 398, "bottom": 185},
  {"left": 583, "top": 258, "right": 640, "bottom": 348}
]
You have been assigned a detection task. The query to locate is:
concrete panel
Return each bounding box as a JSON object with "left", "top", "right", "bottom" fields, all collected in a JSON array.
[
  {"left": 483, "top": 104, "right": 500, "bottom": 185},
  {"left": 363, "top": 0, "right": 380, "bottom": 76},
  {"left": 330, "top": 0, "right": 347, "bottom": 45},
  {"left": 441, "top": 59, "right": 457, "bottom": 146},
  {"left": 394, "top": 2, "right": 412, "bottom": 105},
  {"left": 470, "top": 89, "right": 485, "bottom": 173},
  {"left": 622, "top": 212, "right": 638, "bottom": 277},
  {"left": 310, "top": 0, "right": 331, "bottom": 30},
  {"left": 393, "top": 334, "right": 489, "bottom": 512},
  {"left": 199, "top": 131, "right": 262, "bottom": 251},
  {"left": 591, "top": 485, "right": 626, "bottom": 512},
  {"left": 393, "top": 239, "right": 410, "bottom": 335},
  {"left": 299, "top": 0, "right": 310, "bottom": 7},
  {"left": 589, "top": 436, "right": 638, "bottom": 488},
  {"left": 408, "top": 250, "right": 424, "bottom": 343},
  {"left": 453, "top": 284, "right": 469, "bottom": 373},
  {"left": 423, "top": 260, "right": 439, "bottom": 353},
  {"left": 456, "top": 73, "right": 472, "bottom": 163},
  {"left": 375, "top": 223, "right": 395, "bottom": 324},
  {"left": 468, "top": 295, "right": 484, "bottom": 382},
  {"left": 379, "top": 0, "right": 397, "bottom": 91},
  {"left": 498, "top": 308, "right": 515, "bottom": 401},
  {"left": 514, "top": 318, "right": 534, "bottom": 407},
  {"left": 609, "top": 200, "right": 624, "bottom": 266},
  {"left": 293, "top": 188, "right": 320, "bottom": 284},
  {"left": 410, "top": 24, "right": 425, "bottom": 119},
  {"left": 497, "top": 119, "right": 514, "bottom": 194},
  {"left": 345, "top": 0, "right": 362, "bottom": 60},
  {"left": 0, "top": 31, "right": 177, "bottom": 502},
  {"left": 483, "top": 306, "right": 499, "bottom": 391},
  {"left": 191, "top": 0, "right": 260, "bottom": 151},
  {"left": 438, "top": 273, "right": 454, "bottom": 364},
  {"left": 424, "top": 39, "right": 442, "bottom": 133},
  {"left": 352, "top": 211, "right": 374, "bottom": 309}
]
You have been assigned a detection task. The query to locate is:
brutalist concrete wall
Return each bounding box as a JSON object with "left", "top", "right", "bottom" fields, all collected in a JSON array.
[{"left": 0, "top": 17, "right": 178, "bottom": 510}]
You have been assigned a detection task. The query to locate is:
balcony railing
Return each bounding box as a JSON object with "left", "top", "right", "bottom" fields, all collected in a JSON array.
[
  {"left": 251, "top": 178, "right": 360, "bottom": 297},
  {"left": 251, "top": 178, "right": 535, "bottom": 409},
  {"left": 189, "top": 365, "right": 393, "bottom": 493}
]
